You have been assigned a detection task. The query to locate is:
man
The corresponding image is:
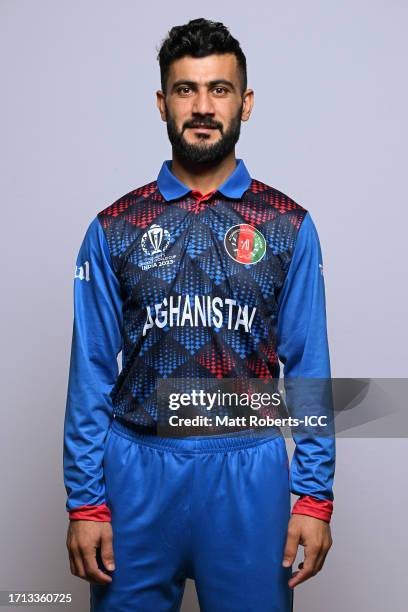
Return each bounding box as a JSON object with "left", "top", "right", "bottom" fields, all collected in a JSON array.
[{"left": 64, "top": 17, "right": 335, "bottom": 611}]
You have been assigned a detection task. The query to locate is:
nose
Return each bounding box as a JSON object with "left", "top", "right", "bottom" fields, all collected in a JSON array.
[{"left": 192, "top": 89, "right": 215, "bottom": 116}]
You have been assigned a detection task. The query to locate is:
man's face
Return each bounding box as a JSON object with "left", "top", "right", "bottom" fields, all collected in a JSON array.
[{"left": 157, "top": 53, "right": 252, "bottom": 164}]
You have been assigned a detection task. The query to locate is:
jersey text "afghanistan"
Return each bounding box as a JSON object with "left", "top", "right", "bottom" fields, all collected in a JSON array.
[{"left": 143, "top": 295, "right": 257, "bottom": 336}]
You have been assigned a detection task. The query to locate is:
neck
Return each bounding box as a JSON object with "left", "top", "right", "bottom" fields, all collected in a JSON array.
[{"left": 170, "top": 150, "right": 237, "bottom": 194}]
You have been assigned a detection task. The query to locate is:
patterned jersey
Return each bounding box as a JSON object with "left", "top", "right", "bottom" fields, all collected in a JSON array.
[{"left": 63, "top": 159, "right": 335, "bottom": 523}]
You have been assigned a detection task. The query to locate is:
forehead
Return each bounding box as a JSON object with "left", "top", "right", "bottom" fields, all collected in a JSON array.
[{"left": 167, "top": 53, "right": 240, "bottom": 85}]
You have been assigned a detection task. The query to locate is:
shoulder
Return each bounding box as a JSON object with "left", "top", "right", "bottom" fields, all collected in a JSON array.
[
  {"left": 247, "top": 178, "right": 308, "bottom": 218},
  {"left": 92, "top": 180, "right": 163, "bottom": 262},
  {"left": 247, "top": 179, "right": 310, "bottom": 245},
  {"left": 96, "top": 180, "right": 163, "bottom": 227}
]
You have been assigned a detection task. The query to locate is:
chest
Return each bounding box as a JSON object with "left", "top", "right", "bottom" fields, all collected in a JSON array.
[{"left": 110, "top": 200, "right": 296, "bottom": 325}]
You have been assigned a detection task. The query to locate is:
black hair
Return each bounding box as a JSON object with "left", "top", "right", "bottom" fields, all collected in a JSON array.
[{"left": 157, "top": 18, "right": 247, "bottom": 95}]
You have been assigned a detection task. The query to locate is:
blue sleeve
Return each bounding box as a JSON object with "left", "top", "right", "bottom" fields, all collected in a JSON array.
[
  {"left": 277, "top": 211, "right": 335, "bottom": 502},
  {"left": 63, "top": 216, "right": 123, "bottom": 512}
]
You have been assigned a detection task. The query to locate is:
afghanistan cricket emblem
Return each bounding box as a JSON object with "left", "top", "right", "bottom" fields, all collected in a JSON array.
[{"left": 224, "top": 224, "right": 266, "bottom": 265}]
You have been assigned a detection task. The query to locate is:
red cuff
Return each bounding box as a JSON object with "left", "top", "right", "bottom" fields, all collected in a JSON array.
[
  {"left": 292, "top": 495, "right": 333, "bottom": 523},
  {"left": 68, "top": 503, "right": 111, "bottom": 522}
]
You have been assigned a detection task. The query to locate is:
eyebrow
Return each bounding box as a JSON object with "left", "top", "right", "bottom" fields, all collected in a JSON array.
[{"left": 170, "top": 79, "right": 236, "bottom": 93}]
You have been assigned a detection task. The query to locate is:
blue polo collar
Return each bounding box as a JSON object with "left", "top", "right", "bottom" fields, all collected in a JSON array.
[{"left": 157, "top": 158, "right": 252, "bottom": 201}]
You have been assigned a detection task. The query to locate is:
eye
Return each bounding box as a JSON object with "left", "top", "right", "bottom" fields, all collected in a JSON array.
[
  {"left": 213, "top": 86, "right": 228, "bottom": 94},
  {"left": 177, "top": 86, "right": 192, "bottom": 95}
]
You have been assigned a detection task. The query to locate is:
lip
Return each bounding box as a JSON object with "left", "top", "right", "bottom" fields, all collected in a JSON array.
[{"left": 188, "top": 126, "right": 217, "bottom": 132}]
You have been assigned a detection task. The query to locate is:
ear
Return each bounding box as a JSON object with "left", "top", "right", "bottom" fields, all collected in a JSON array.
[
  {"left": 156, "top": 90, "right": 167, "bottom": 121},
  {"left": 241, "top": 89, "right": 254, "bottom": 122}
]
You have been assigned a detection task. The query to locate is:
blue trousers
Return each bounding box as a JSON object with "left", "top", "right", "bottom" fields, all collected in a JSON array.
[{"left": 90, "top": 419, "right": 294, "bottom": 611}]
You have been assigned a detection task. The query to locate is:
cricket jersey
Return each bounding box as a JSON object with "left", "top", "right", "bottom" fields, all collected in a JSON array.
[{"left": 63, "top": 158, "right": 335, "bottom": 523}]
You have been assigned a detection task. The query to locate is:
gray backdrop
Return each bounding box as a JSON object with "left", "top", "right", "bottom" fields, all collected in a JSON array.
[{"left": 1, "top": 0, "right": 407, "bottom": 610}]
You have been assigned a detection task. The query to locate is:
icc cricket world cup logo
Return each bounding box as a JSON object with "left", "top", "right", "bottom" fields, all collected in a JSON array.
[{"left": 141, "top": 224, "right": 171, "bottom": 256}]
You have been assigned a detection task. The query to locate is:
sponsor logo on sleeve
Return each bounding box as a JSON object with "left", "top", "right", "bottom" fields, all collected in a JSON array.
[{"left": 74, "top": 261, "right": 90, "bottom": 281}]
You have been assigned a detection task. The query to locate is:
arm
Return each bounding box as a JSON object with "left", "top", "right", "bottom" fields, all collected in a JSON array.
[
  {"left": 277, "top": 211, "right": 335, "bottom": 521},
  {"left": 63, "top": 216, "right": 123, "bottom": 522},
  {"left": 277, "top": 211, "right": 335, "bottom": 586}
]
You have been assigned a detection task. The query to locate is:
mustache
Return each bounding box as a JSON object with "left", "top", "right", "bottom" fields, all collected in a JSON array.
[{"left": 183, "top": 119, "right": 223, "bottom": 131}]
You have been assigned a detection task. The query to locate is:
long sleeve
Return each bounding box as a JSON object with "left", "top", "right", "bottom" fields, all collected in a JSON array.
[
  {"left": 63, "top": 216, "right": 123, "bottom": 521},
  {"left": 277, "top": 212, "right": 335, "bottom": 523}
]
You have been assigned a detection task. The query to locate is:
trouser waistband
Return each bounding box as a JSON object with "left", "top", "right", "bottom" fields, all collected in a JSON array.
[{"left": 111, "top": 418, "right": 282, "bottom": 453}]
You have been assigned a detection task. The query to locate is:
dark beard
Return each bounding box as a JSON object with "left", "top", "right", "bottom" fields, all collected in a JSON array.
[{"left": 165, "top": 103, "right": 243, "bottom": 165}]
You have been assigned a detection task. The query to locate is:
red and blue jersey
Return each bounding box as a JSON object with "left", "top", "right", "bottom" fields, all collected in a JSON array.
[{"left": 63, "top": 158, "right": 335, "bottom": 523}]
